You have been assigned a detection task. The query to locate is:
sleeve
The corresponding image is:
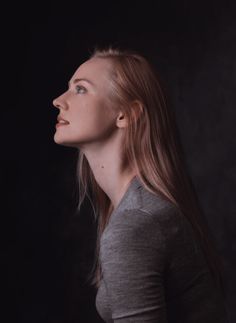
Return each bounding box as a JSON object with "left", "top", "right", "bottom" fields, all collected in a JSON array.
[{"left": 99, "top": 208, "right": 170, "bottom": 323}]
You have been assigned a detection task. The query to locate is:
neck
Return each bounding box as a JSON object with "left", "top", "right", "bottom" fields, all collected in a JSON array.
[{"left": 79, "top": 134, "right": 136, "bottom": 209}]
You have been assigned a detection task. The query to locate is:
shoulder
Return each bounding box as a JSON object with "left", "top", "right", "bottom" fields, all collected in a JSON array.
[
  {"left": 101, "top": 202, "right": 185, "bottom": 253},
  {"left": 114, "top": 203, "right": 180, "bottom": 228},
  {"left": 107, "top": 189, "right": 184, "bottom": 232},
  {"left": 101, "top": 200, "right": 202, "bottom": 266}
]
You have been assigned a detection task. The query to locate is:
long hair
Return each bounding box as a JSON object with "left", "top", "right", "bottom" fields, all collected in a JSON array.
[{"left": 75, "top": 46, "right": 225, "bottom": 294}]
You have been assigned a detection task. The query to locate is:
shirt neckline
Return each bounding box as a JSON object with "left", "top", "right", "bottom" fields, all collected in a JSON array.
[{"left": 111, "top": 175, "right": 142, "bottom": 216}]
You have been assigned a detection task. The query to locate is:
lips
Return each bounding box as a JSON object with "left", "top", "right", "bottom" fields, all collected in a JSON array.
[{"left": 57, "top": 115, "right": 70, "bottom": 124}]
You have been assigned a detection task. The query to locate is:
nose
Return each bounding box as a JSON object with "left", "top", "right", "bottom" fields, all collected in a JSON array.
[
  {"left": 52, "top": 96, "right": 61, "bottom": 109},
  {"left": 52, "top": 93, "right": 67, "bottom": 110}
]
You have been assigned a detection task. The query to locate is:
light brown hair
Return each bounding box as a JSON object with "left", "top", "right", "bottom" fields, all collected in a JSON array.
[{"left": 75, "top": 46, "right": 224, "bottom": 293}]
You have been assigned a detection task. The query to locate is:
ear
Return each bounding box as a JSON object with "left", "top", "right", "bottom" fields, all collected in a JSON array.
[
  {"left": 116, "top": 100, "right": 143, "bottom": 129},
  {"left": 130, "top": 100, "right": 144, "bottom": 122},
  {"left": 116, "top": 111, "right": 128, "bottom": 128}
]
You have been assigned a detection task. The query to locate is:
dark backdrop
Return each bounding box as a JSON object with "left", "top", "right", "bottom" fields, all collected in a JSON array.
[{"left": 1, "top": 1, "right": 235, "bottom": 322}]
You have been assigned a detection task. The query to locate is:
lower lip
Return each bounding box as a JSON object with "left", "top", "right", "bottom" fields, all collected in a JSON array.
[{"left": 55, "top": 123, "right": 69, "bottom": 128}]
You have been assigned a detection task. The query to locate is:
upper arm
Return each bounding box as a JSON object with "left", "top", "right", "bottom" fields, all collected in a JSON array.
[{"left": 100, "top": 208, "right": 170, "bottom": 322}]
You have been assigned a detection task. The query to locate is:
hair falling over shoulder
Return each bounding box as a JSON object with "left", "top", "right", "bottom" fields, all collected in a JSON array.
[{"left": 75, "top": 45, "right": 225, "bottom": 296}]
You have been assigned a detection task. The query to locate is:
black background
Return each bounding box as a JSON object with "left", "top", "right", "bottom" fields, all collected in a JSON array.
[{"left": 1, "top": 1, "right": 235, "bottom": 322}]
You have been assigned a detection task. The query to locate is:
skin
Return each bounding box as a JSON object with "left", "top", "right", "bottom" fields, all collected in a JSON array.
[{"left": 52, "top": 57, "right": 136, "bottom": 209}]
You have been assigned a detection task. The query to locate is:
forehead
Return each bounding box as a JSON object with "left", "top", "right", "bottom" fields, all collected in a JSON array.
[{"left": 70, "top": 57, "right": 113, "bottom": 85}]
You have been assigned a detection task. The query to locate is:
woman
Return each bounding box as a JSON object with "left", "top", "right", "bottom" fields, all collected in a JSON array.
[{"left": 52, "top": 47, "right": 228, "bottom": 322}]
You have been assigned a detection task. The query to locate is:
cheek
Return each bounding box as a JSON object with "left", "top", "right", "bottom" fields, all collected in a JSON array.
[{"left": 70, "top": 100, "right": 117, "bottom": 138}]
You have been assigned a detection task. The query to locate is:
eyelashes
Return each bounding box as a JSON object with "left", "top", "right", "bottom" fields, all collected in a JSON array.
[{"left": 75, "top": 85, "right": 87, "bottom": 94}]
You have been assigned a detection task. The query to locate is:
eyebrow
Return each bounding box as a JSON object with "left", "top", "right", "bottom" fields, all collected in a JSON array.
[{"left": 68, "top": 78, "right": 95, "bottom": 88}]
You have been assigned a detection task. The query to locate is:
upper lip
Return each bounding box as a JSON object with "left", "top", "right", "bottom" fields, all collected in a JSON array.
[{"left": 57, "top": 115, "right": 69, "bottom": 123}]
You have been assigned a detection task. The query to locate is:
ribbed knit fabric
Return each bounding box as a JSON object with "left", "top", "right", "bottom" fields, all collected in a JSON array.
[{"left": 95, "top": 176, "right": 228, "bottom": 322}]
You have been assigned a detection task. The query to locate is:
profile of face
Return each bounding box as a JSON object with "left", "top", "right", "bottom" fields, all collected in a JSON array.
[{"left": 52, "top": 57, "right": 122, "bottom": 150}]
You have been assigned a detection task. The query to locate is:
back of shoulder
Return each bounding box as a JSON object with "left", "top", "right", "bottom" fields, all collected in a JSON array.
[
  {"left": 104, "top": 191, "right": 203, "bottom": 257},
  {"left": 102, "top": 201, "right": 186, "bottom": 249}
]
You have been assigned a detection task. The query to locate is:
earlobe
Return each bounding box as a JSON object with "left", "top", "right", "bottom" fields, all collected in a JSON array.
[{"left": 116, "top": 100, "right": 143, "bottom": 128}]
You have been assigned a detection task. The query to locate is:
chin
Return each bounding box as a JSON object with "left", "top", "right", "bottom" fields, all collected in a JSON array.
[
  {"left": 53, "top": 135, "right": 70, "bottom": 146},
  {"left": 53, "top": 134, "right": 75, "bottom": 147}
]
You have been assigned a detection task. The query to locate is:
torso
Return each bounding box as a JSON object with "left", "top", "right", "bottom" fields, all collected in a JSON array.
[{"left": 95, "top": 176, "right": 228, "bottom": 322}]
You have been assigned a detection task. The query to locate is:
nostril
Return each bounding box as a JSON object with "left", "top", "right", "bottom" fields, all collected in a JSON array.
[
  {"left": 52, "top": 93, "right": 67, "bottom": 110},
  {"left": 52, "top": 98, "right": 60, "bottom": 108}
]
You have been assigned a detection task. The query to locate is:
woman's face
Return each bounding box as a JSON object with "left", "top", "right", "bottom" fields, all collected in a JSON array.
[{"left": 53, "top": 57, "right": 118, "bottom": 149}]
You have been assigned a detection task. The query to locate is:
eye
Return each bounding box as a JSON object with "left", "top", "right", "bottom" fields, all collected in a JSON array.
[{"left": 75, "top": 85, "right": 86, "bottom": 94}]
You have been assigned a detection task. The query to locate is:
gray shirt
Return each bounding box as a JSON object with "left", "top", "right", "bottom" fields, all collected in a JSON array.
[{"left": 95, "top": 176, "right": 228, "bottom": 322}]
